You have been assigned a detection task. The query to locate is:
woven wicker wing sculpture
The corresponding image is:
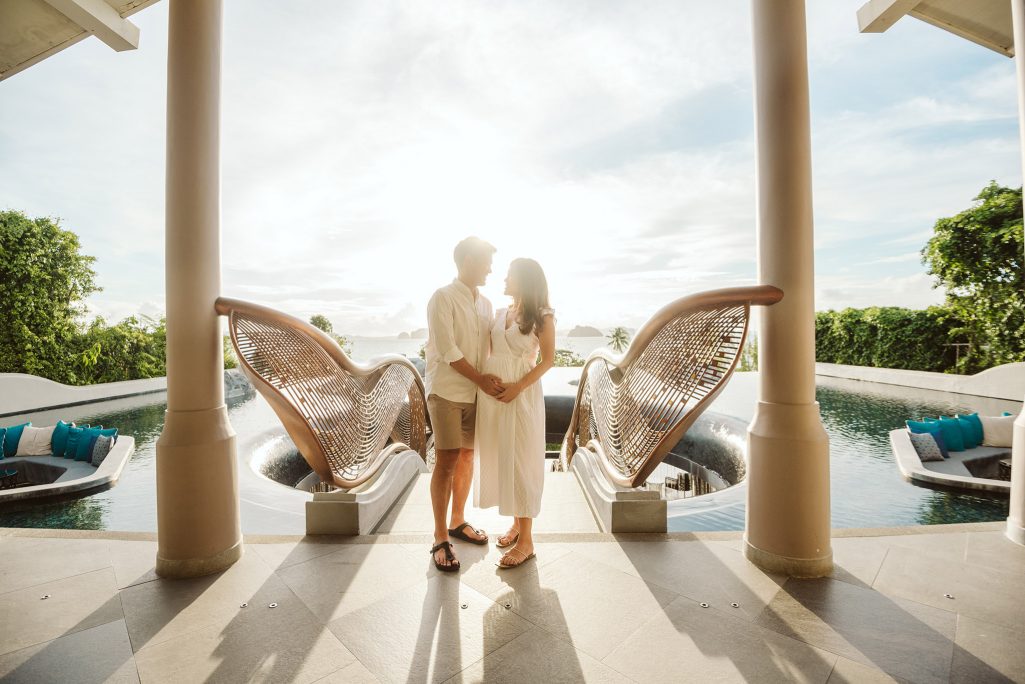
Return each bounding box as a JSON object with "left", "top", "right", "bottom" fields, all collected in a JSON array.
[
  {"left": 563, "top": 286, "right": 783, "bottom": 489},
  {"left": 215, "top": 298, "right": 428, "bottom": 489}
]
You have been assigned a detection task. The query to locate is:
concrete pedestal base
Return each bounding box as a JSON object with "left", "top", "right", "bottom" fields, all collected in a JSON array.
[
  {"left": 306, "top": 448, "right": 429, "bottom": 535},
  {"left": 1007, "top": 405, "right": 1025, "bottom": 546},
  {"left": 155, "top": 405, "right": 242, "bottom": 578},
  {"left": 746, "top": 400, "right": 833, "bottom": 577},
  {"left": 570, "top": 446, "right": 666, "bottom": 533},
  {"left": 743, "top": 535, "right": 832, "bottom": 578}
]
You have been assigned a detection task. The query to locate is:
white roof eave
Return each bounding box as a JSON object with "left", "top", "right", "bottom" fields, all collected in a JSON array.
[
  {"left": 0, "top": 0, "right": 161, "bottom": 82},
  {"left": 858, "top": 0, "right": 1013, "bottom": 57}
]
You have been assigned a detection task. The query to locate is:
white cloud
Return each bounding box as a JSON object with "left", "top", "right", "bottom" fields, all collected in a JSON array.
[{"left": 0, "top": 0, "right": 1018, "bottom": 337}]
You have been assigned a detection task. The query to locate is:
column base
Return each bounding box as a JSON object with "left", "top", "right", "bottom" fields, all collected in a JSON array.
[
  {"left": 1007, "top": 519, "right": 1025, "bottom": 546},
  {"left": 155, "top": 404, "right": 242, "bottom": 579},
  {"left": 156, "top": 539, "right": 243, "bottom": 578},
  {"left": 745, "top": 400, "right": 832, "bottom": 576},
  {"left": 744, "top": 535, "right": 832, "bottom": 578}
]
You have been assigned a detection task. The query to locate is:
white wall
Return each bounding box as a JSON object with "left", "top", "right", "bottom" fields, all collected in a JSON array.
[{"left": 815, "top": 362, "right": 1025, "bottom": 401}]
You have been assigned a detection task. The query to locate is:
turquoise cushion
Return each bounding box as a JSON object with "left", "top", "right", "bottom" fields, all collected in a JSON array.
[
  {"left": 2, "top": 423, "right": 30, "bottom": 458},
  {"left": 906, "top": 420, "right": 949, "bottom": 458},
  {"left": 910, "top": 418, "right": 938, "bottom": 432},
  {"left": 1004, "top": 412, "right": 1014, "bottom": 416},
  {"left": 936, "top": 416, "right": 966, "bottom": 452},
  {"left": 97, "top": 427, "right": 118, "bottom": 444},
  {"left": 51, "top": 421, "right": 74, "bottom": 456},
  {"left": 76, "top": 427, "right": 102, "bottom": 461},
  {"left": 64, "top": 424, "right": 89, "bottom": 458},
  {"left": 0, "top": 428, "right": 5, "bottom": 459},
  {"left": 956, "top": 416, "right": 980, "bottom": 449},
  {"left": 956, "top": 413, "right": 984, "bottom": 446},
  {"left": 64, "top": 427, "right": 83, "bottom": 459}
]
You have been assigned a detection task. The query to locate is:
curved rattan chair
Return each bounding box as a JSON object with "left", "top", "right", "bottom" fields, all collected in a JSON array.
[
  {"left": 563, "top": 285, "right": 783, "bottom": 489},
  {"left": 215, "top": 297, "right": 428, "bottom": 490}
]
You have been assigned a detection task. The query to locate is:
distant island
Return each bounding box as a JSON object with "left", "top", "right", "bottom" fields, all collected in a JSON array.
[
  {"left": 398, "top": 328, "right": 428, "bottom": 339},
  {"left": 567, "top": 325, "right": 603, "bottom": 338}
]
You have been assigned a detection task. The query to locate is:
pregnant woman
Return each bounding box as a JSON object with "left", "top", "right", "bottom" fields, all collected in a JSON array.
[{"left": 474, "top": 257, "right": 556, "bottom": 569}]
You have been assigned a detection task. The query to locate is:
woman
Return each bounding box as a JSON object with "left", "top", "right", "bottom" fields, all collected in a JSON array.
[{"left": 474, "top": 258, "right": 556, "bottom": 569}]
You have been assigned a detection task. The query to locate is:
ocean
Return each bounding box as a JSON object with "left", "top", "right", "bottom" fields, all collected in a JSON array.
[{"left": 346, "top": 336, "right": 610, "bottom": 363}]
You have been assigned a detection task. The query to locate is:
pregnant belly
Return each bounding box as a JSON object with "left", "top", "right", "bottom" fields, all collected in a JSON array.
[{"left": 483, "top": 356, "right": 530, "bottom": 382}]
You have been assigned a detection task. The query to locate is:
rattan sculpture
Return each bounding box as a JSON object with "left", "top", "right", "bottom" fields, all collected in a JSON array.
[
  {"left": 563, "top": 286, "right": 783, "bottom": 489},
  {"left": 215, "top": 298, "right": 428, "bottom": 490}
]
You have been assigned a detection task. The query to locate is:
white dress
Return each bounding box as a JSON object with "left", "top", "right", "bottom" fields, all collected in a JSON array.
[{"left": 474, "top": 307, "right": 551, "bottom": 518}]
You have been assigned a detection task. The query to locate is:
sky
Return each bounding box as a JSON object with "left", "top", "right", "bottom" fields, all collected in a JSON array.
[{"left": 0, "top": 1, "right": 1020, "bottom": 336}]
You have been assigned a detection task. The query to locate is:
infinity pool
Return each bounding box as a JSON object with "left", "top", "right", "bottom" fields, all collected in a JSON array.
[{"left": 0, "top": 374, "right": 1018, "bottom": 533}]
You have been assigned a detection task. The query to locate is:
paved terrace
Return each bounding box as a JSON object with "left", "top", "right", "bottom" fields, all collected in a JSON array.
[{"left": 0, "top": 523, "right": 1023, "bottom": 683}]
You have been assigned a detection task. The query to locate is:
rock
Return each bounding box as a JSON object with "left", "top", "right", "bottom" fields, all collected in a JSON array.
[{"left": 567, "top": 325, "right": 602, "bottom": 338}]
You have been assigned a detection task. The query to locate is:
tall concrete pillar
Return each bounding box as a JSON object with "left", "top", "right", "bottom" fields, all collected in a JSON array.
[
  {"left": 155, "top": 0, "right": 242, "bottom": 578},
  {"left": 1007, "top": 0, "right": 1025, "bottom": 547},
  {"left": 744, "top": 0, "right": 833, "bottom": 576}
]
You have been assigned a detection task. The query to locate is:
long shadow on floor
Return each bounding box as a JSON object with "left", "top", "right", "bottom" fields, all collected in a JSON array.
[{"left": 606, "top": 537, "right": 1013, "bottom": 683}]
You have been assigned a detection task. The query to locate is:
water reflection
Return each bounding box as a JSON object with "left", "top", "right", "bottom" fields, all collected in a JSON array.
[{"left": 0, "top": 379, "right": 1018, "bottom": 531}]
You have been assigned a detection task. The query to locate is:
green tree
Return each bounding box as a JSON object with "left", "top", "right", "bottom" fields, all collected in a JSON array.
[
  {"left": 607, "top": 327, "right": 631, "bottom": 353},
  {"left": 309, "top": 313, "right": 352, "bottom": 355},
  {"left": 922, "top": 182, "right": 1024, "bottom": 372},
  {"left": 553, "top": 348, "right": 585, "bottom": 367},
  {"left": 309, "top": 314, "right": 333, "bottom": 334},
  {"left": 0, "top": 210, "right": 99, "bottom": 382},
  {"left": 738, "top": 338, "right": 758, "bottom": 372}
]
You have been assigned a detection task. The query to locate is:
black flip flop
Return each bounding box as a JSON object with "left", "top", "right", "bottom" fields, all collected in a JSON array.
[
  {"left": 448, "top": 522, "right": 488, "bottom": 545},
  {"left": 430, "top": 541, "right": 460, "bottom": 572}
]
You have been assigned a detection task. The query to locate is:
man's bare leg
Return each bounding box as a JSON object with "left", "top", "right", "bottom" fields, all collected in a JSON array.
[
  {"left": 449, "top": 447, "right": 488, "bottom": 542},
  {"left": 431, "top": 449, "right": 460, "bottom": 568}
]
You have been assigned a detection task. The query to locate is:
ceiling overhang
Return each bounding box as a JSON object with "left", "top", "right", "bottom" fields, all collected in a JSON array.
[
  {"left": 0, "top": 0, "right": 160, "bottom": 82},
  {"left": 858, "top": 0, "right": 1013, "bottom": 57}
]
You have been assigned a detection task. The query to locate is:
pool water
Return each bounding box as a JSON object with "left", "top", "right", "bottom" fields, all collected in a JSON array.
[{"left": 0, "top": 375, "right": 1019, "bottom": 533}]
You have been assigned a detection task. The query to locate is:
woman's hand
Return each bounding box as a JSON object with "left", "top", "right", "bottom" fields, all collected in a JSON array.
[
  {"left": 479, "top": 374, "right": 505, "bottom": 396},
  {"left": 496, "top": 382, "right": 524, "bottom": 403}
]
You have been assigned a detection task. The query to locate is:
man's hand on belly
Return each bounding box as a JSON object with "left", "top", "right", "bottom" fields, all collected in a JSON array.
[{"left": 481, "top": 374, "right": 505, "bottom": 396}]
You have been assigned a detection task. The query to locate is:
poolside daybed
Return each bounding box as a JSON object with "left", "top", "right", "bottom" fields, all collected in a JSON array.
[
  {"left": 890, "top": 429, "right": 1010, "bottom": 494},
  {"left": 0, "top": 436, "right": 136, "bottom": 503}
]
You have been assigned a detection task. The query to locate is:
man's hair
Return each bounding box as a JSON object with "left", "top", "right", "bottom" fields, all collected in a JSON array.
[{"left": 453, "top": 236, "right": 496, "bottom": 267}]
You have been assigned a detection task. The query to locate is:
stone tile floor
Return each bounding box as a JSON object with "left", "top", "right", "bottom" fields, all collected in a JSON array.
[
  {"left": 374, "top": 470, "right": 601, "bottom": 535},
  {"left": 1, "top": 522, "right": 1023, "bottom": 683}
]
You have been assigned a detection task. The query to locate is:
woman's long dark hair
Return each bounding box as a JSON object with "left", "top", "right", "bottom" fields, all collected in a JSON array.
[{"left": 510, "top": 258, "right": 551, "bottom": 336}]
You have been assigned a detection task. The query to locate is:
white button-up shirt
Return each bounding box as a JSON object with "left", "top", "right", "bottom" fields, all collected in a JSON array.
[{"left": 425, "top": 279, "right": 493, "bottom": 403}]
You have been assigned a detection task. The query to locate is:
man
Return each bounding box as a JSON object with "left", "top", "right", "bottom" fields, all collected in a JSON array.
[{"left": 425, "top": 236, "right": 503, "bottom": 572}]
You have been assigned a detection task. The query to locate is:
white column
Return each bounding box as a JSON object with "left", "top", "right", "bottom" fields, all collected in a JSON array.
[
  {"left": 745, "top": 0, "right": 833, "bottom": 576},
  {"left": 155, "top": 0, "right": 242, "bottom": 577},
  {"left": 1007, "top": 0, "right": 1025, "bottom": 547}
]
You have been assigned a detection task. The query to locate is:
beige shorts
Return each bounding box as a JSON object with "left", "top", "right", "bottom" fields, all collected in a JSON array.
[{"left": 427, "top": 394, "right": 476, "bottom": 451}]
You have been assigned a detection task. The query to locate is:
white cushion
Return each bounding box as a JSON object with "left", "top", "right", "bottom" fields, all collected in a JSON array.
[
  {"left": 980, "top": 414, "right": 1014, "bottom": 448},
  {"left": 15, "top": 425, "right": 57, "bottom": 456}
]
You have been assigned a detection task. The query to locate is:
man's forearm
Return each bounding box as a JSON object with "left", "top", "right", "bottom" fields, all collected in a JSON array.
[{"left": 449, "top": 357, "right": 484, "bottom": 386}]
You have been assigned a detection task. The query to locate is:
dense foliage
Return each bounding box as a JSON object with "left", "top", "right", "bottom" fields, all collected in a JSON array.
[
  {"left": 0, "top": 211, "right": 166, "bottom": 384},
  {"left": 0, "top": 210, "right": 99, "bottom": 381},
  {"left": 922, "top": 182, "right": 1024, "bottom": 372},
  {"left": 815, "top": 307, "right": 961, "bottom": 372},
  {"left": 815, "top": 183, "right": 1022, "bottom": 374},
  {"left": 738, "top": 338, "right": 758, "bottom": 372},
  {"left": 554, "top": 349, "right": 585, "bottom": 367}
]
